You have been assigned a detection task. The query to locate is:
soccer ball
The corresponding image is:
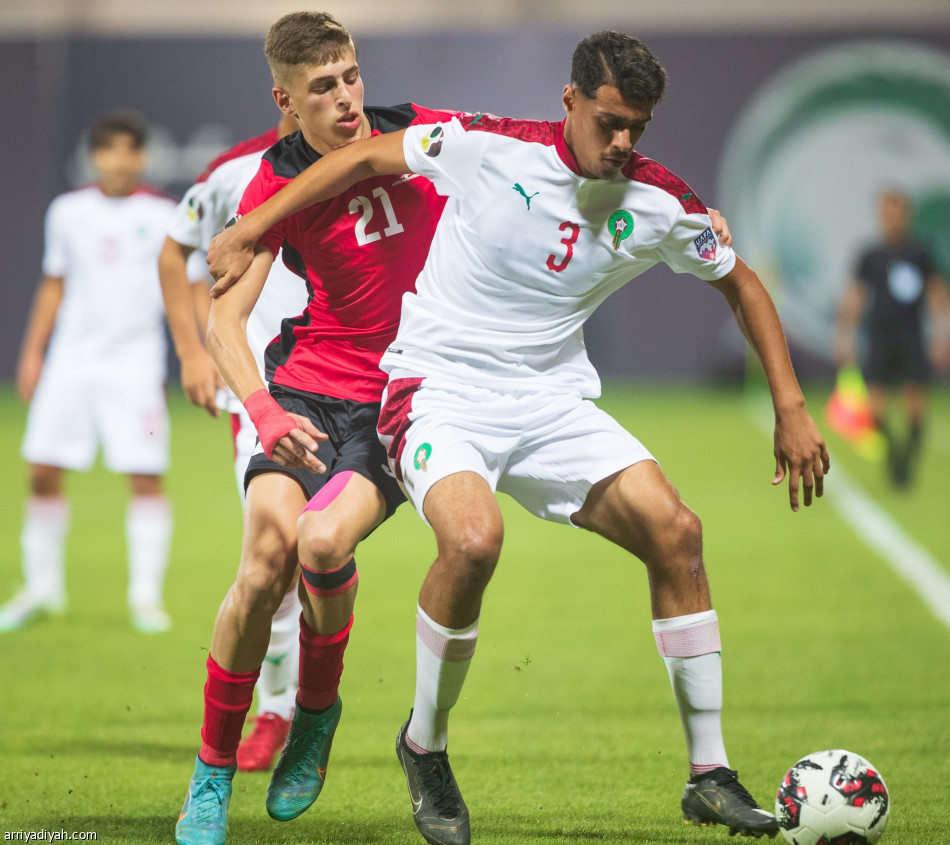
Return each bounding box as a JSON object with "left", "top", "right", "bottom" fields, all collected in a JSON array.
[{"left": 775, "top": 750, "right": 889, "bottom": 845}]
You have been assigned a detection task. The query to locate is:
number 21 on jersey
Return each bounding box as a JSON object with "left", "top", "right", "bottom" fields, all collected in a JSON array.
[{"left": 349, "top": 187, "right": 405, "bottom": 246}]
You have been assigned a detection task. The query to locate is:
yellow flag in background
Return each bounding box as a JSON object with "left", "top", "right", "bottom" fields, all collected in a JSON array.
[{"left": 823, "top": 366, "right": 886, "bottom": 461}]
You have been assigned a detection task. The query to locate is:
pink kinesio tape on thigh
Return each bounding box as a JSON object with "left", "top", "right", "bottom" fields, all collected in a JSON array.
[{"left": 301, "top": 470, "right": 355, "bottom": 514}]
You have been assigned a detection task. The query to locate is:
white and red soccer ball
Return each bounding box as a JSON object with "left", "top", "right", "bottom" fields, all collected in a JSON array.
[{"left": 775, "top": 750, "right": 889, "bottom": 845}]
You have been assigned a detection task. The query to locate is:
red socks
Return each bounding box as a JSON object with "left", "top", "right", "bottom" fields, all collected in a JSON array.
[
  {"left": 197, "top": 616, "right": 352, "bottom": 765},
  {"left": 297, "top": 614, "right": 352, "bottom": 712},
  {"left": 199, "top": 655, "right": 259, "bottom": 767}
]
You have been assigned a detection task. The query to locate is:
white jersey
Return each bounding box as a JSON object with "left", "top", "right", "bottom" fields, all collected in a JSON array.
[
  {"left": 42, "top": 185, "right": 174, "bottom": 374},
  {"left": 385, "top": 116, "right": 736, "bottom": 398},
  {"left": 167, "top": 131, "right": 308, "bottom": 412}
]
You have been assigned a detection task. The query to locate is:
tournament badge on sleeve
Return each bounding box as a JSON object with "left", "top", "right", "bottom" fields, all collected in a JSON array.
[
  {"left": 421, "top": 126, "right": 444, "bottom": 157},
  {"left": 823, "top": 366, "right": 885, "bottom": 461}
]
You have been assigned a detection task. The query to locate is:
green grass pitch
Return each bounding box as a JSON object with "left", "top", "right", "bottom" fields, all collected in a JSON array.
[{"left": 0, "top": 382, "right": 948, "bottom": 844}]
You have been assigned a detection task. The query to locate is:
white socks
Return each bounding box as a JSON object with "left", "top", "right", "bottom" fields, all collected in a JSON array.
[
  {"left": 653, "top": 609, "right": 729, "bottom": 776},
  {"left": 20, "top": 497, "right": 69, "bottom": 605},
  {"left": 406, "top": 605, "right": 479, "bottom": 753},
  {"left": 401, "top": 604, "right": 725, "bottom": 773},
  {"left": 126, "top": 496, "right": 173, "bottom": 611},
  {"left": 257, "top": 586, "right": 300, "bottom": 719}
]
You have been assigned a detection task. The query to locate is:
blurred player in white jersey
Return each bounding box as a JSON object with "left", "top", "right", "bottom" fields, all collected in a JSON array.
[
  {"left": 209, "top": 31, "right": 830, "bottom": 844},
  {"left": 158, "top": 113, "right": 309, "bottom": 772},
  {"left": 3, "top": 111, "right": 175, "bottom": 635}
]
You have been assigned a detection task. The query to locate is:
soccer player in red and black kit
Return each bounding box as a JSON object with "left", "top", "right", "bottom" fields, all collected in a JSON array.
[{"left": 174, "top": 12, "right": 469, "bottom": 845}]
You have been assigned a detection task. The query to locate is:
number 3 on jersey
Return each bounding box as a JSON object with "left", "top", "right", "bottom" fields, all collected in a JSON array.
[
  {"left": 349, "top": 187, "right": 405, "bottom": 246},
  {"left": 546, "top": 221, "right": 580, "bottom": 273}
]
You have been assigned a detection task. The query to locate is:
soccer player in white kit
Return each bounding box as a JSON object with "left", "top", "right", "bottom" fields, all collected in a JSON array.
[
  {"left": 4, "top": 112, "right": 176, "bottom": 635},
  {"left": 207, "top": 31, "right": 830, "bottom": 844},
  {"left": 158, "top": 112, "right": 310, "bottom": 772}
]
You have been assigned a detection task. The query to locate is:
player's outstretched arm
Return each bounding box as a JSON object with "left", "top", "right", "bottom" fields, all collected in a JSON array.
[
  {"left": 158, "top": 236, "right": 224, "bottom": 416},
  {"left": 709, "top": 257, "right": 830, "bottom": 512},
  {"left": 206, "top": 247, "right": 327, "bottom": 472},
  {"left": 16, "top": 274, "right": 64, "bottom": 402},
  {"left": 208, "top": 130, "right": 411, "bottom": 296}
]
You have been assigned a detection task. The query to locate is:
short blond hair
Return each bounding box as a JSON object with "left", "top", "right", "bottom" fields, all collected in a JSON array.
[{"left": 265, "top": 12, "right": 356, "bottom": 87}]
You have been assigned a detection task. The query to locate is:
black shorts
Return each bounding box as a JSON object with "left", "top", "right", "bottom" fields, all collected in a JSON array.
[
  {"left": 865, "top": 329, "right": 932, "bottom": 386},
  {"left": 245, "top": 383, "right": 404, "bottom": 519}
]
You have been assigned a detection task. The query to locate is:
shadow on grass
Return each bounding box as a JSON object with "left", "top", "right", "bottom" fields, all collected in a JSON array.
[
  {"left": 0, "top": 813, "right": 414, "bottom": 844},
  {"left": 50, "top": 738, "right": 197, "bottom": 763},
  {"left": 472, "top": 813, "right": 704, "bottom": 844},
  {"left": 1, "top": 811, "right": 713, "bottom": 844}
]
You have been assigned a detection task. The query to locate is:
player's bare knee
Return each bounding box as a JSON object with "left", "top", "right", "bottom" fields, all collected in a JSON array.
[
  {"left": 674, "top": 505, "right": 703, "bottom": 554},
  {"left": 296, "top": 511, "right": 352, "bottom": 572},
  {"left": 640, "top": 503, "right": 703, "bottom": 570},
  {"left": 235, "top": 529, "right": 297, "bottom": 614},
  {"left": 29, "top": 465, "right": 62, "bottom": 497},
  {"left": 233, "top": 562, "right": 293, "bottom": 618},
  {"left": 439, "top": 520, "right": 503, "bottom": 580},
  {"left": 129, "top": 473, "right": 162, "bottom": 497}
]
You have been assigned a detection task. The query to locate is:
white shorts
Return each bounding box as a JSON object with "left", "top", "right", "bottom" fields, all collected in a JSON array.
[
  {"left": 378, "top": 376, "right": 655, "bottom": 526},
  {"left": 22, "top": 361, "right": 170, "bottom": 475}
]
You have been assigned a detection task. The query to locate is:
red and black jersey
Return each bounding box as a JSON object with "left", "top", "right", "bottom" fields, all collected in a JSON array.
[{"left": 239, "top": 103, "right": 465, "bottom": 402}]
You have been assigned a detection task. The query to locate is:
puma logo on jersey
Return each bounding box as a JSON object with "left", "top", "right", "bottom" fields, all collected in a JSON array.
[
  {"left": 392, "top": 173, "right": 420, "bottom": 186},
  {"left": 512, "top": 183, "right": 539, "bottom": 210}
]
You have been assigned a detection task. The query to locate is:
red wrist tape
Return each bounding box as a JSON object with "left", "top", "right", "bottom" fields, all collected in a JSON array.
[{"left": 244, "top": 389, "right": 298, "bottom": 459}]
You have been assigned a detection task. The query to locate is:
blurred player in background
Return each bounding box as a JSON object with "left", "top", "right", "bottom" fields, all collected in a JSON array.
[
  {"left": 209, "top": 29, "right": 827, "bottom": 845},
  {"left": 2, "top": 111, "right": 175, "bottom": 635},
  {"left": 835, "top": 188, "right": 950, "bottom": 486},
  {"left": 158, "top": 111, "right": 308, "bottom": 773}
]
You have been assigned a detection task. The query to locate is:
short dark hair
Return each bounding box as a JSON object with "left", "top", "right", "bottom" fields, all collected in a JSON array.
[
  {"left": 87, "top": 110, "right": 148, "bottom": 151},
  {"left": 571, "top": 31, "right": 667, "bottom": 105},
  {"left": 265, "top": 11, "right": 357, "bottom": 87}
]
